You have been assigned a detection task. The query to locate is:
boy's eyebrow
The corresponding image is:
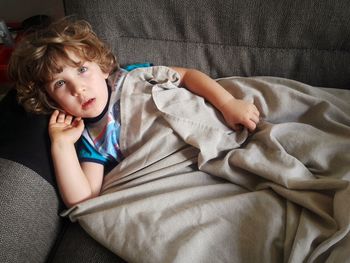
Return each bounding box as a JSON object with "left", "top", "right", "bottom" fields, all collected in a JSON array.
[
  {"left": 44, "top": 79, "right": 56, "bottom": 87},
  {"left": 46, "top": 72, "right": 63, "bottom": 84},
  {"left": 45, "top": 61, "right": 89, "bottom": 84}
]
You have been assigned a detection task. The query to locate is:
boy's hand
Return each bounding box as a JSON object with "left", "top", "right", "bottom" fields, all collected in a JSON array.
[
  {"left": 220, "top": 98, "right": 260, "bottom": 132},
  {"left": 48, "top": 110, "right": 84, "bottom": 144}
]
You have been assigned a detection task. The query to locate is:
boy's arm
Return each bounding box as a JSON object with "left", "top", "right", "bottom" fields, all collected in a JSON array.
[
  {"left": 171, "top": 67, "right": 260, "bottom": 131},
  {"left": 49, "top": 110, "right": 104, "bottom": 208}
]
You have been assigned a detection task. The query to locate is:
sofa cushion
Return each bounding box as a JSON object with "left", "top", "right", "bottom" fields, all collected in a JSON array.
[
  {"left": 50, "top": 222, "right": 126, "bottom": 263},
  {"left": 65, "top": 0, "right": 350, "bottom": 89},
  {"left": 0, "top": 158, "right": 63, "bottom": 263}
]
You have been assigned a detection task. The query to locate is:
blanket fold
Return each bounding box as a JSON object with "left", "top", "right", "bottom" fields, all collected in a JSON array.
[{"left": 65, "top": 66, "right": 350, "bottom": 263}]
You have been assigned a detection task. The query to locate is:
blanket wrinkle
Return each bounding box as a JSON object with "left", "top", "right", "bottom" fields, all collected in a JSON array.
[
  {"left": 151, "top": 83, "right": 249, "bottom": 162},
  {"left": 102, "top": 146, "right": 198, "bottom": 192},
  {"left": 256, "top": 182, "right": 336, "bottom": 225},
  {"left": 65, "top": 67, "right": 350, "bottom": 263},
  {"left": 217, "top": 140, "right": 316, "bottom": 188}
]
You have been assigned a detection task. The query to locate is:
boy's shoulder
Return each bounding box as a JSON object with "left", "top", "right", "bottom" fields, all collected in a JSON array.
[
  {"left": 108, "top": 63, "right": 154, "bottom": 88},
  {"left": 123, "top": 63, "right": 153, "bottom": 72}
]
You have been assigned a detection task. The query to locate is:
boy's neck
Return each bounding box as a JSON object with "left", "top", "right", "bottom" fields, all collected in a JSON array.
[{"left": 83, "top": 83, "right": 111, "bottom": 124}]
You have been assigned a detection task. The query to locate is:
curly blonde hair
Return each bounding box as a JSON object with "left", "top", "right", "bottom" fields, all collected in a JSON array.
[{"left": 8, "top": 17, "right": 118, "bottom": 114}]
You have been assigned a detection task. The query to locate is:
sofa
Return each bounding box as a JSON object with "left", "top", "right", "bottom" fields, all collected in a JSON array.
[{"left": 0, "top": 0, "right": 349, "bottom": 262}]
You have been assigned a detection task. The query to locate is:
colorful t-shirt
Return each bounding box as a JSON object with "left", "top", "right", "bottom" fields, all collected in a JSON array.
[{"left": 77, "top": 69, "right": 126, "bottom": 166}]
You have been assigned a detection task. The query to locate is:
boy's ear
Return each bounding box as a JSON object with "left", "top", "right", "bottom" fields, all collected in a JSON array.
[{"left": 103, "top": 72, "right": 109, "bottom": 79}]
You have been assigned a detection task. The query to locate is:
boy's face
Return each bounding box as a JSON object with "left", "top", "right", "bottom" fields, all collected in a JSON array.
[{"left": 45, "top": 50, "right": 109, "bottom": 118}]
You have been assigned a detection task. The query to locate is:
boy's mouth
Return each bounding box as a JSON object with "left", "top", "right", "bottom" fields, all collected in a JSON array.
[{"left": 82, "top": 98, "right": 95, "bottom": 109}]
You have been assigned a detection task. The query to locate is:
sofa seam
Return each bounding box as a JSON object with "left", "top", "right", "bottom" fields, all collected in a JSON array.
[{"left": 119, "top": 35, "right": 350, "bottom": 54}]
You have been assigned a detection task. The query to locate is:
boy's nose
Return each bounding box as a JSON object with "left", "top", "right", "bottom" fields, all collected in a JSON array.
[{"left": 71, "top": 83, "right": 86, "bottom": 96}]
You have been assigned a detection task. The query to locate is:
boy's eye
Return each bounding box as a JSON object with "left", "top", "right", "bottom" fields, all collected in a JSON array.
[
  {"left": 78, "top": 66, "right": 88, "bottom": 73},
  {"left": 55, "top": 80, "right": 65, "bottom": 88}
]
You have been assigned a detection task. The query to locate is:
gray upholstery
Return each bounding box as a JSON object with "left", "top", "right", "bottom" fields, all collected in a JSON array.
[
  {"left": 65, "top": 0, "right": 350, "bottom": 88},
  {"left": 0, "top": 158, "right": 62, "bottom": 263},
  {"left": 51, "top": 223, "right": 125, "bottom": 263},
  {"left": 1, "top": 0, "right": 350, "bottom": 262},
  {"left": 0, "top": 157, "right": 119, "bottom": 262}
]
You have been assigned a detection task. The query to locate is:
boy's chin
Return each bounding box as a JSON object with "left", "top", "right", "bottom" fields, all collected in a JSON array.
[{"left": 82, "top": 108, "right": 106, "bottom": 120}]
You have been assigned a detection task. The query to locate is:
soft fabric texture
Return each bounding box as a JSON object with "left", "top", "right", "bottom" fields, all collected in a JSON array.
[
  {"left": 64, "top": 67, "right": 350, "bottom": 263},
  {"left": 0, "top": 158, "right": 63, "bottom": 262},
  {"left": 65, "top": 0, "right": 350, "bottom": 89},
  {"left": 50, "top": 223, "right": 126, "bottom": 263},
  {"left": 2, "top": 0, "right": 349, "bottom": 262}
]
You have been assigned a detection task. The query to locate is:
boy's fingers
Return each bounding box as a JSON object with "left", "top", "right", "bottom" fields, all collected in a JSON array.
[
  {"left": 71, "top": 117, "right": 83, "bottom": 127},
  {"left": 49, "top": 110, "right": 60, "bottom": 124},
  {"left": 242, "top": 118, "right": 257, "bottom": 132},
  {"left": 65, "top": 115, "right": 73, "bottom": 124},
  {"left": 77, "top": 119, "right": 84, "bottom": 130},
  {"left": 247, "top": 121, "right": 257, "bottom": 132},
  {"left": 250, "top": 114, "right": 260, "bottom": 124},
  {"left": 255, "top": 109, "right": 260, "bottom": 117},
  {"left": 57, "top": 112, "right": 66, "bottom": 123}
]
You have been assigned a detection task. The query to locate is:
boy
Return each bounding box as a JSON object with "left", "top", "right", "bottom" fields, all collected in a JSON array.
[{"left": 9, "top": 18, "right": 260, "bottom": 207}]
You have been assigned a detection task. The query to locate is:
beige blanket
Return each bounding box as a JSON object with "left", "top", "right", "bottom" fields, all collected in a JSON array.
[{"left": 65, "top": 66, "right": 350, "bottom": 263}]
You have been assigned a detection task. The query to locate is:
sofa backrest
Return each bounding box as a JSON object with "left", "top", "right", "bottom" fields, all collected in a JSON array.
[{"left": 64, "top": 0, "right": 350, "bottom": 89}]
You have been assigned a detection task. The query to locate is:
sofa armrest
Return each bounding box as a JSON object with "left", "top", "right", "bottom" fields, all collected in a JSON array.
[{"left": 0, "top": 158, "right": 63, "bottom": 262}]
